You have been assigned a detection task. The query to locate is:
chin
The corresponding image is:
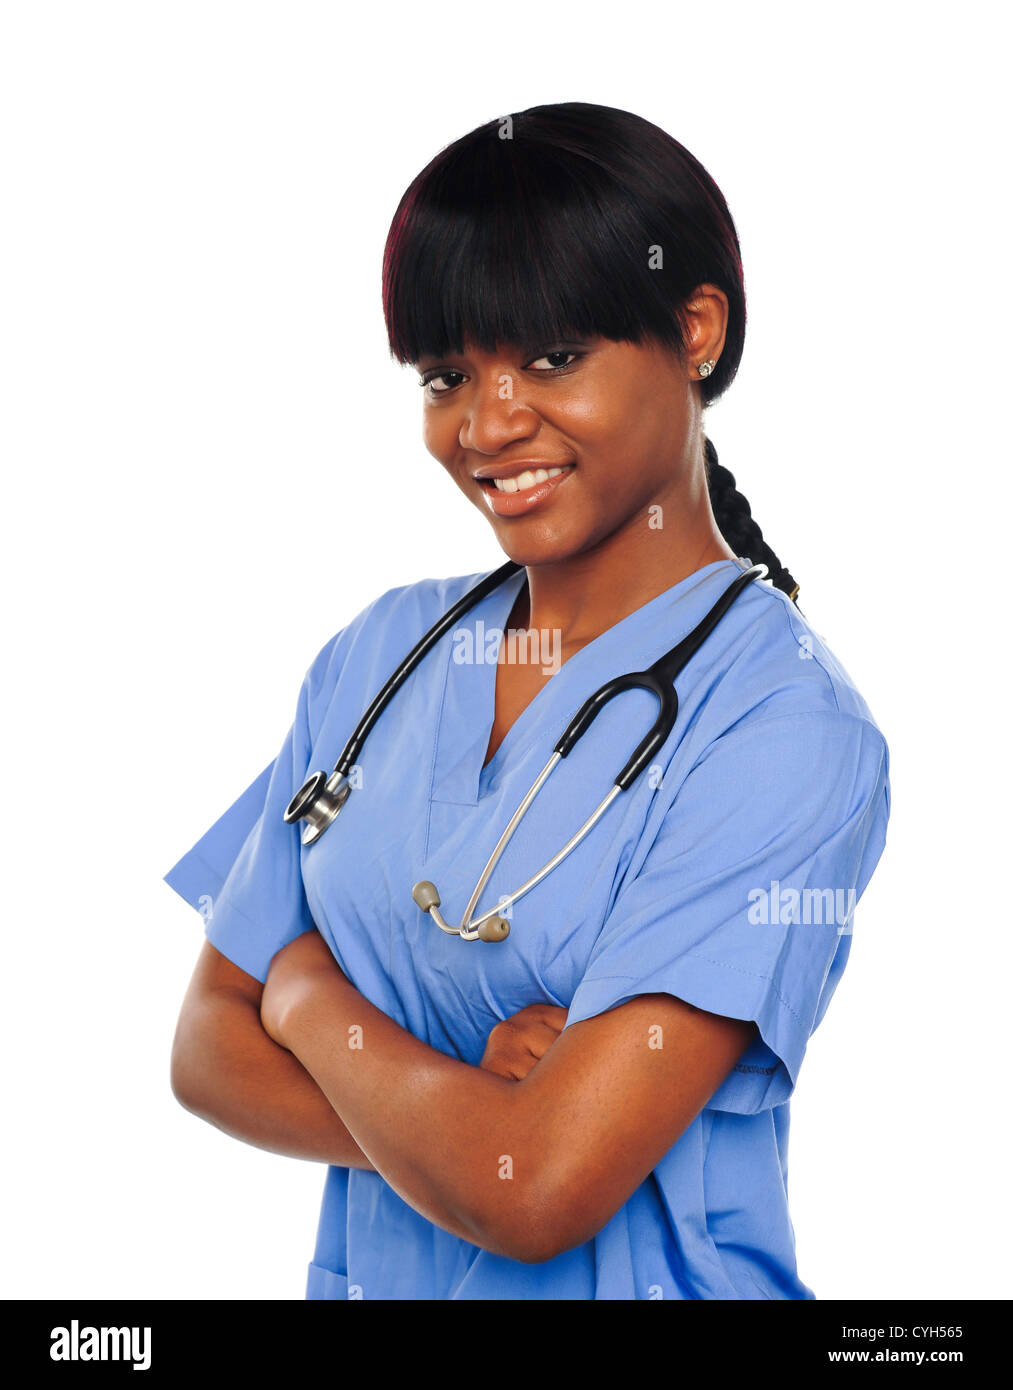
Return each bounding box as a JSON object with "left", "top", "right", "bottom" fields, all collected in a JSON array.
[{"left": 491, "top": 531, "right": 593, "bottom": 570}]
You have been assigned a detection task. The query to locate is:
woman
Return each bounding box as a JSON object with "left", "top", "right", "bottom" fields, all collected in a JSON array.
[{"left": 166, "top": 102, "right": 890, "bottom": 1300}]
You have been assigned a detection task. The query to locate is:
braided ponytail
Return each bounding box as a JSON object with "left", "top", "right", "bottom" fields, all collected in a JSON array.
[{"left": 704, "top": 436, "right": 800, "bottom": 604}]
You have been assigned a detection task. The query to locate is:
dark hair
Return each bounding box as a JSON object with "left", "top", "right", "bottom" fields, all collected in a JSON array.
[{"left": 382, "top": 101, "right": 799, "bottom": 603}]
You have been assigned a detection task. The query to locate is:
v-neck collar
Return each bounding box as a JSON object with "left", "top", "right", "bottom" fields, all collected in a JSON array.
[{"left": 429, "top": 557, "right": 749, "bottom": 808}]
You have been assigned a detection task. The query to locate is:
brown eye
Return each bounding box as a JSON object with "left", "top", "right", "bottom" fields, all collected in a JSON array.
[
  {"left": 419, "top": 371, "right": 466, "bottom": 395},
  {"left": 525, "top": 351, "right": 581, "bottom": 372}
]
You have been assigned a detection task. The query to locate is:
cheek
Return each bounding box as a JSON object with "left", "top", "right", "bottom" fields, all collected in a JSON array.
[
  {"left": 551, "top": 386, "right": 616, "bottom": 435},
  {"left": 560, "top": 398, "right": 660, "bottom": 474},
  {"left": 422, "top": 409, "right": 456, "bottom": 461},
  {"left": 550, "top": 371, "right": 658, "bottom": 449},
  {"left": 575, "top": 388, "right": 688, "bottom": 474}
]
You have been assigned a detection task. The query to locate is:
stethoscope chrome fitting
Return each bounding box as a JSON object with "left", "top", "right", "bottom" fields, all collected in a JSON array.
[{"left": 284, "top": 770, "right": 352, "bottom": 845}]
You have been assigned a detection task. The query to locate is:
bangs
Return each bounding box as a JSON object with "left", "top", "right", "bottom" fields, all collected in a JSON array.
[{"left": 382, "top": 120, "right": 693, "bottom": 367}]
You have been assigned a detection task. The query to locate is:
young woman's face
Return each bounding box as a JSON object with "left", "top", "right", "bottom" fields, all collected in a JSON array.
[{"left": 413, "top": 324, "right": 721, "bottom": 567}]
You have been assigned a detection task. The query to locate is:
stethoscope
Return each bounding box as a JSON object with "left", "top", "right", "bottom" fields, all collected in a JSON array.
[{"left": 284, "top": 558, "right": 767, "bottom": 943}]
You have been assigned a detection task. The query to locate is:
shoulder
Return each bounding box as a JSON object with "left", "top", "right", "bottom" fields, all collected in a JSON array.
[
  {"left": 647, "top": 570, "right": 891, "bottom": 845},
  {"left": 299, "top": 567, "right": 498, "bottom": 731},
  {"left": 692, "top": 571, "right": 888, "bottom": 755},
  {"left": 624, "top": 575, "right": 893, "bottom": 901}
]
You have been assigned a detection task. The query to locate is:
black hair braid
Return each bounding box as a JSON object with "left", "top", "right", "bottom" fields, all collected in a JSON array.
[{"left": 704, "top": 436, "right": 800, "bottom": 604}]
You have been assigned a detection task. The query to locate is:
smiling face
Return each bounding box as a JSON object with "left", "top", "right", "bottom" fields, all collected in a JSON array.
[{"left": 413, "top": 301, "right": 727, "bottom": 572}]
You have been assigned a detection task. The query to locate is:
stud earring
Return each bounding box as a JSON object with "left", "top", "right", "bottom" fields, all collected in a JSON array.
[{"left": 697, "top": 359, "right": 716, "bottom": 378}]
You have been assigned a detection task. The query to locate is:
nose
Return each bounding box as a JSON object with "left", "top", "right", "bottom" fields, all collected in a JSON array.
[{"left": 458, "top": 372, "right": 541, "bottom": 455}]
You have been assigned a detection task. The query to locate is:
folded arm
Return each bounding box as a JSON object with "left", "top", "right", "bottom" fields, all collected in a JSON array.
[
  {"left": 263, "top": 931, "right": 756, "bottom": 1264},
  {"left": 169, "top": 942, "right": 564, "bottom": 1182},
  {"left": 170, "top": 939, "right": 377, "bottom": 1170}
]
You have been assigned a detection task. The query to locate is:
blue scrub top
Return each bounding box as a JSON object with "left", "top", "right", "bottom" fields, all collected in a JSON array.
[{"left": 164, "top": 557, "right": 891, "bottom": 1300}]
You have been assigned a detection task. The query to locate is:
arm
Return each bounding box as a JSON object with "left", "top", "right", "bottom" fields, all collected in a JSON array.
[
  {"left": 169, "top": 942, "right": 564, "bottom": 1170},
  {"left": 170, "top": 939, "right": 377, "bottom": 1170},
  {"left": 262, "top": 932, "right": 756, "bottom": 1264}
]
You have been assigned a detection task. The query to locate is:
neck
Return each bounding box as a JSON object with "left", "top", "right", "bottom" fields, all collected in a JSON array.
[{"left": 514, "top": 506, "right": 735, "bottom": 650}]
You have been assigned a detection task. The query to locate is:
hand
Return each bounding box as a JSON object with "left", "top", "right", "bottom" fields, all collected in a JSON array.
[
  {"left": 260, "top": 929, "right": 344, "bottom": 1049},
  {"left": 479, "top": 1002, "right": 568, "bottom": 1081}
]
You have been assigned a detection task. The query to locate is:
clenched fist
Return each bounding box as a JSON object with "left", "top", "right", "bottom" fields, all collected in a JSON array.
[{"left": 479, "top": 1002, "right": 569, "bottom": 1081}]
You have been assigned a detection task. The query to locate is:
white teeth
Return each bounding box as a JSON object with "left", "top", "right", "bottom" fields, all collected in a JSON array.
[{"left": 492, "top": 466, "right": 569, "bottom": 493}]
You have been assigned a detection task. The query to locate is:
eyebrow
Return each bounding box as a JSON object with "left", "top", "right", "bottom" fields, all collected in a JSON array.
[{"left": 414, "top": 338, "right": 591, "bottom": 369}]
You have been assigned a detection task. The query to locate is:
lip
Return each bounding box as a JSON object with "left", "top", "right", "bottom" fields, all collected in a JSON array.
[{"left": 478, "top": 464, "right": 575, "bottom": 518}]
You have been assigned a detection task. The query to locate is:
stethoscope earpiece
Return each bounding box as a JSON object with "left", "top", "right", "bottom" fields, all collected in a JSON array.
[
  {"left": 411, "top": 881, "right": 510, "bottom": 943},
  {"left": 477, "top": 916, "right": 510, "bottom": 943},
  {"left": 411, "top": 880, "right": 441, "bottom": 913}
]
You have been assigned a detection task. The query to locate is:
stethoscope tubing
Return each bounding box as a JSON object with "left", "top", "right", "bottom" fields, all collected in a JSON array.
[
  {"left": 456, "top": 754, "right": 623, "bottom": 936},
  {"left": 333, "top": 559, "right": 523, "bottom": 779},
  {"left": 555, "top": 562, "right": 766, "bottom": 790}
]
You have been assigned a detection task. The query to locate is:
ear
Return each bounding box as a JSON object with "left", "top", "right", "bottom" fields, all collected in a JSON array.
[{"left": 682, "top": 283, "right": 729, "bottom": 375}]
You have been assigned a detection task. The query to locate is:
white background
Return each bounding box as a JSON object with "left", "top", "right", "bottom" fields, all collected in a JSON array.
[{"left": 3, "top": 1, "right": 1009, "bottom": 1300}]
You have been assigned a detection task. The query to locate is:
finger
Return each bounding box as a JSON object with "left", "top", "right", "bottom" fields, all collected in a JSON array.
[
  {"left": 480, "top": 1056, "right": 525, "bottom": 1082},
  {"left": 518, "top": 1019, "right": 568, "bottom": 1058},
  {"left": 539, "top": 1005, "right": 568, "bottom": 1032},
  {"left": 509, "top": 1003, "right": 568, "bottom": 1030}
]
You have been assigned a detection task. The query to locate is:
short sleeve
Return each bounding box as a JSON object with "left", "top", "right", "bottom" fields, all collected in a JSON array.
[
  {"left": 562, "top": 710, "right": 891, "bottom": 1114},
  {"left": 162, "top": 651, "right": 325, "bottom": 985}
]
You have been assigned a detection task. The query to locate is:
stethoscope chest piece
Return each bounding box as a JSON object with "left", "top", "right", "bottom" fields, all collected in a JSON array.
[{"left": 284, "top": 770, "right": 352, "bottom": 845}]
